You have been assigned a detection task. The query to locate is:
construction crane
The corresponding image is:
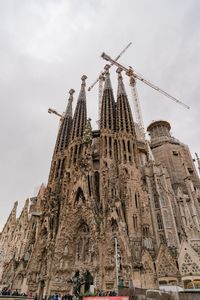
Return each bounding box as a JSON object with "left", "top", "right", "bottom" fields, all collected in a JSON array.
[
  {"left": 88, "top": 42, "right": 132, "bottom": 128},
  {"left": 48, "top": 108, "right": 63, "bottom": 119},
  {"left": 101, "top": 52, "right": 190, "bottom": 141},
  {"left": 195, "top": 153, "right": 200, "bottom": 176}
]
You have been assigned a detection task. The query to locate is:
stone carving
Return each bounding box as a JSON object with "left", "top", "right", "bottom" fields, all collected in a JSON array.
[{"left": 1, "top": 75, "right": 200, "bottom": 296}]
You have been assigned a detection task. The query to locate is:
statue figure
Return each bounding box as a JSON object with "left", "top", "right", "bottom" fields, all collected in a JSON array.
[
  {"left": 71, "top": 270, "right": 81, "bottom": 296},
  {"left": 82, "top": 118, "right": 92, "bottom": 146}
]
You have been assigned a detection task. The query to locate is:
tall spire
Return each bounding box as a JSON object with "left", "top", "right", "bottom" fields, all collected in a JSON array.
[
  {"left": 55, "top": 89, "right": 75, "bottom": 153},
  {"left": 100, "top": 65, "right": 116, "bottom": 131},
  {"left": 2, "top": 201, "right": 18, "bottom": 233},
  {"left": 71, "top": 75, "right": 87, "bottom": 140},
  {"left": 104, "top": 65, "right": 112, "bottom": 90},
  {"left": 116, "top": 68, "right": 135, "bottom": 134},
  {"left": 65, "top": 88, "right": 74, "bottom": 117},
  {"left": 117, "top": 67, "right": 127, "bottom": 96}
]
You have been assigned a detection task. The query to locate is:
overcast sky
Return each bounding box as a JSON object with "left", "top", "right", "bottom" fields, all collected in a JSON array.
[{"left": 0, "top": 0, "right": 200, "bottom": 230}]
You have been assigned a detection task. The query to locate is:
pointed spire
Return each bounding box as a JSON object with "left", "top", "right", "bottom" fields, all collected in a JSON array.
[
  {"left": 100, "top": 66, "right": 116, "bottom": 131},
  {"left": 65, "top": 88, "right": 75, "bottom": 117},
  {"left": 117, "top": 67, "right": 127, "bottom": 96},
  {"left": 55, "top": 89, "right": 75, "bottom": 153},
  {"left": 18, "top": 198, "right": 29, "bottom": 220},
  {"left": 11, "top": 201, "right": 18, "bottom": 219},
  {"left": 116, "top": 68, "right": 135, "bottom": 134},
  {"left": 71, "top": 75, "right": 87, "bottom": 140},
  {"left": 77, "top": 75, "right": 87, "bottom": 102},
  {"left": 103, "top": 64, "right": 112, "bottom": 90},
  {"left": 2, "top": 201, "right": 18, "bottom": 233}
]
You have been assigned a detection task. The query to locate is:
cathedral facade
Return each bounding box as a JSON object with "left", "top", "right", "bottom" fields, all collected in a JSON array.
[{"left": 0, "top": 69, "right": 200, "bottom": 296}]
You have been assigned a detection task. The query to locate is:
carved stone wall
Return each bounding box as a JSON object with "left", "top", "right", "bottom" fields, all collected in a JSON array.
[{"left": 1, "top": 76, "right": 200, "bottom": 297}]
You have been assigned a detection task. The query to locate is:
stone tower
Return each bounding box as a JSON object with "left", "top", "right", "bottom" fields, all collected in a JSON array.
[{"left": 147, "top": 120, "right": 200, "bottom": 288}]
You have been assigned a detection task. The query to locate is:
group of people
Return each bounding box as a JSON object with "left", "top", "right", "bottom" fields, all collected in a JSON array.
[
  {"left": 0, "top": 289, "right": 117, "bottom": 299},
  {"left": 95, "top": 290, "right": 117, "bottom": 296},
  {"left": 0, "top": 288, "right": 27, "bottom": 296},
  {"left": 49, "top": 291, "right": 117, "bottom": 300},
  {"left": 50, "top": 294, "right": 75, "bottom": 300}
]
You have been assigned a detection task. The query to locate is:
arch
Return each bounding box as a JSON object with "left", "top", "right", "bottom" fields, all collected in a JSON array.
[
  {"left": 127, "top": 140, "right": 132, "bottom": 162},
  {"left": 94, "top": 171, "right": 100, "bottom": 202},
  {"left": 55, "top": 159, "right": 61, "bottom": 178},
  {"left": 104, "top": 136, "right": 107, "bottom": 156},
  {"left": 114, "top": 139, "right": 118, "bottom": 161},
  {"left": 142, "top": 224, "right": 150, "bottom": 237},
  {"left": 135, "top": 192, "right": 139, "bottom": 208},
  {"left": 78, "top": 221, "right": 89, "bottom": 233},
  {"left": 111, "top": 218, "right": 118, "bottom": 232},
  {"left": 74, "top": 187, "right": 86, "bottom": 205},
  {"left": 109, "top": 136, "right": 112, "bottom": 157},
  {"left": 87, "top": 175, "right": 91, "bottom": 196},
  {"left": 154, "top": 193, "right": 160, "bottom": 208},
  {"left": 133, "top": 215, "right": 138, "bottom": 230},
  {"left": 122, "top": 140, "right": 127, "bottom": 163},
  {"left": 60, "top": 158, "right": 66, "bottom": 178},
  {"left": 157, "top": 213, "right": 163, "bottom": 230}
]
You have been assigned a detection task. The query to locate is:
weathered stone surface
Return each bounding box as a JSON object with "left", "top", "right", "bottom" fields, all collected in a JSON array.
[{"left": 1, "top": 76, "right": 200, "bottom": 296}]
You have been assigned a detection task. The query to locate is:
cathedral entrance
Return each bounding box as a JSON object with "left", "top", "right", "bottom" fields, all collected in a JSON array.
[
  {"left": 83, "top": 270, "right": 94, "bottom": 293},
  {"left": 72, "top": 270, "right": 93, "bottom": 295}
]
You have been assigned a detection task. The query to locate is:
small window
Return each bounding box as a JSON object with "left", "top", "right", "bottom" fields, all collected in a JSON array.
[
  {"left": 172, "top": 150, "right": 179, "bottom": 156},
  {"left": 133, "top": 215, "right": 138, "bottom": 230},
  {"left": 143, "top": 224, "right": 149, "bottom": 237},
  {"left": 157, "top": 213, "right": 163, "bottom": 230},
  {"left": 188, "top": 167, "right": 194, "bottom": 175}
]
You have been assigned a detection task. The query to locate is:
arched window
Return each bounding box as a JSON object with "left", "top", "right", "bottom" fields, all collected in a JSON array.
[
  {"left": 75, "top": 187, "right": 85, "bottom": 205},
  {"left": 127, "top": 140, "right": 132, "bottom": 162},
  {"left": 68, "top": 147, "right": 72, "bottom": 168},
  {"left": 133, "top": 215, "right": 138, "bottom": 230},
  {"left": 109, "top": 136, "right": 112, "bottom": 158},
  {"left": 143, "top": 224, "right": 149, "bottom": 237},
  {"left": 114, "top": 140, "right": 118, "bottom": 160},
  {"left": 87, "top": 175, "right": 91, "bottom": 196},
  {"left": 123, "top": 140, "right": 127, "bottom": 163},
  {"left": 94, "top": 171, "right": 100, "bottom": 202},
  {"left": 135, "top": 192, "right": 139, "bottom": 208},
  {"left": 55, "top": 159, "right": 61, "bottom": 178},
  {"left": 157, "top": 213, "right": 163, "bottom": 230},
  {"left": 104, "top": 136, "right": 107, "bottom": 156},
  {"left": 154, "top": 193, "right": 160, "bottom": 208}
]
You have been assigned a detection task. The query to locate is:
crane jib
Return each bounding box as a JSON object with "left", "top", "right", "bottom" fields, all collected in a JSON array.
[{"left": 101, "top": 52, "right": 190, "bottom": 110}]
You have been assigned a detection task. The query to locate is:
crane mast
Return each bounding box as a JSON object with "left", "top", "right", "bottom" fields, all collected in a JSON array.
[
  {"left": 48, "top": 108, "right": 63, "bottom": 118},
  {"left": 195, "top": 153, "right": 200, "bottom": 176},
  {"left": 129, "top": 76, "right": 145, "bottom": 141}
]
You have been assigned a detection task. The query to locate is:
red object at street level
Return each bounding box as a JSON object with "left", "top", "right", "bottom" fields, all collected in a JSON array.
[{"left": 84, "top": 297, "right": 129, "bottom": 300}]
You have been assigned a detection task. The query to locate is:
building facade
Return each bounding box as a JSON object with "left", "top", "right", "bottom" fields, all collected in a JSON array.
[{"left": 0, "top": 69, "right": 200, "bottom": 296}]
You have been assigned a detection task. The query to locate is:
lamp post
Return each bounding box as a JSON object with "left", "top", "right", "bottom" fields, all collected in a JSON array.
[{"left": 114, "top": 237, "right": 119, "bottom": 296}]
